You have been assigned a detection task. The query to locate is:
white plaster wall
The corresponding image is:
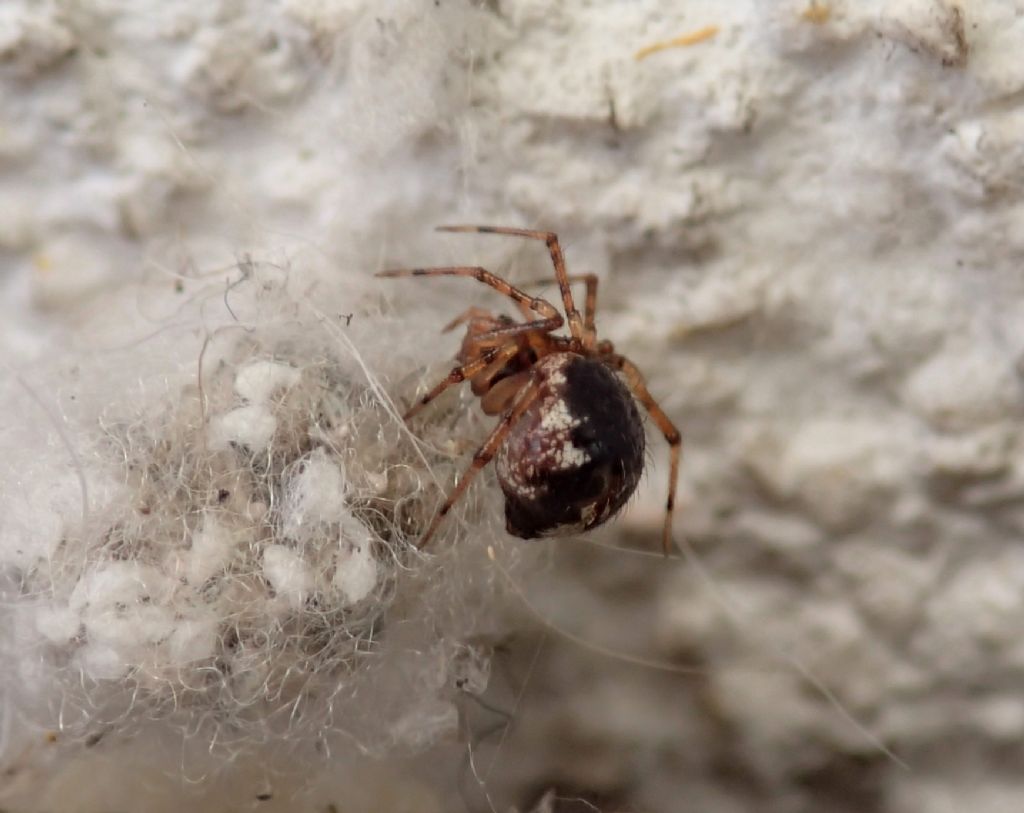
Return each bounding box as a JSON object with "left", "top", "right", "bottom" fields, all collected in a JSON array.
[{"left": 2, "top": 0, "right": 1024, "bottom": 811}]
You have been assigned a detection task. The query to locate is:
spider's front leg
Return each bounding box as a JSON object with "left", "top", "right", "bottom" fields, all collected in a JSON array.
[
  {"left": 376, "top": 266, "right": 563, "bottom": 341},
  {"left": 436, "top": 226, "right": 591, "bottom": 348},
  {"left": 517, "top": 272, "right": 600, "bottom": 336}
]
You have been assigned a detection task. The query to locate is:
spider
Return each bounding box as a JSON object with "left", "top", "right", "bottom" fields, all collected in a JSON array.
[{"left": 377, "top": 226, "right": 681, "bottom": 554}]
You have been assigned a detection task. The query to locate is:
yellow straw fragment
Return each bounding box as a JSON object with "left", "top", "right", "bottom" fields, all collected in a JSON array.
[
  {"left": 635, "top": 25, "right": 719, "bottom": 61},
  {"left": 32, "top": 253, "right": 52, "bottom": 275},
  {"left": 801, "top": 2, "right": 830, "bottom": 24}
]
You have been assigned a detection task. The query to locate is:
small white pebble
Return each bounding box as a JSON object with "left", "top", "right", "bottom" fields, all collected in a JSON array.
[
  {"left": 282, "top": 449, "right": 348, "bottom": 538},
  {"left": 234, "top": 360, "right": 301, "bottom": 403},
  {"left": 263, "top": 544, "right": 315, "bottom": 608},
  {"left": 334, "top": 515, "right": 379, "bottom": 605},
  {"left": 209, "top": 404, "right": 278, "bottom": 451}
]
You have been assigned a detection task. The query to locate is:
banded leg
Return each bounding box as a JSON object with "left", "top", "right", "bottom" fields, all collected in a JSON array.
[
  {"left": 608, "top": 354, "right": 682, "bottom": 556},
  {"left": 404, "top": 342, "right": 520, "bottom": 421},
  {"left": 442, "top": 306, "right": 505, "bottom": 334},
  {"left": 436, "top": 226, "right": 589, "bottom": 349},
  {"left": 416, "top": 378, "right": 543, "bottom": 548},
  {"left": 377, "top": 266, "right": 563, "bottom": 342},
  {"left": 517, "top": 273, "right": 599, "bottom": 337}
]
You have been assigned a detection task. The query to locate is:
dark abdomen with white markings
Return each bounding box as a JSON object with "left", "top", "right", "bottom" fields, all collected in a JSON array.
[{"left": 495, "top": 353, "right": 645, "bottom": 539}]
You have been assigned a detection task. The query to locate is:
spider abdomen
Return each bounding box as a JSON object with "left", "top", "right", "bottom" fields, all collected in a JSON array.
[{"left": 495, "top": 353, "right": 645, "bottom": 539}]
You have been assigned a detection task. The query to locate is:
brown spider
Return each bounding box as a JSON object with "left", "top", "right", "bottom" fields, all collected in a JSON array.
[{"left": 378, "top": 226, "right": 681, "bottom": 554}]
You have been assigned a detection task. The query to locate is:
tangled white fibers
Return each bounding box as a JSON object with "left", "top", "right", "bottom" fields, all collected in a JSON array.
[{"left": 0, "top": 258, "right": 532, "bottom": 787}]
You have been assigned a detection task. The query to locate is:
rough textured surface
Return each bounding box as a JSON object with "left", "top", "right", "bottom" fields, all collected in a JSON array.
[{"left": 2, "top": 0, "right": 1023, "bottom": 811}]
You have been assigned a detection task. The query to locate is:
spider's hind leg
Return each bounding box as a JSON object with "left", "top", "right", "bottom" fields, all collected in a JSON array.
[
  {"left": 607, "top": 353, "right": 682, "bottom": 556},
  {"left": 442, "top": 306, "right": 504, "bottom": 334},
  {"left": 415, "top": 376, "right": 542, "bottom": 548}
]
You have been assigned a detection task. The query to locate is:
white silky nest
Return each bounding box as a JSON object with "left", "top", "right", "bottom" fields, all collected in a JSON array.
[{"left": 0, "top": 263, "right": 524, "bottom": 795}]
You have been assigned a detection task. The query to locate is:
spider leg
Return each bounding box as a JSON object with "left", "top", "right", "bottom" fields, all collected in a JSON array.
[
  {"left": 436, "top": 226, "right": 591, "bottom": 350},
  {"left": 517, "top": 273, "right": 599, "bottom": 336},
  {"left": 377, "top": 266, "right": 563, "bottom": 339},
  {"left": 416, "top": 376, "right": 543, "bottom": 548},
  {"left": 404, "top": 342, "right": 521, "bottom": 421},
  {"left": 442, "top": 306, "right": 502, "bottom": 334},
  {"left": 607, "top": 354, "right": 682, "bottom": 556}
]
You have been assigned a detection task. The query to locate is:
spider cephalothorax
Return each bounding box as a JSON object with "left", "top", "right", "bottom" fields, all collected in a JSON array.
[{"left": 378, "top": 226, "right": 681, "bottom": 553}]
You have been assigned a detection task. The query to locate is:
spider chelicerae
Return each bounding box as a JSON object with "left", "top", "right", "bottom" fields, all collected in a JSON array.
[{"left": 378, "top": 226, "right": 681, "bottom": 553}]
